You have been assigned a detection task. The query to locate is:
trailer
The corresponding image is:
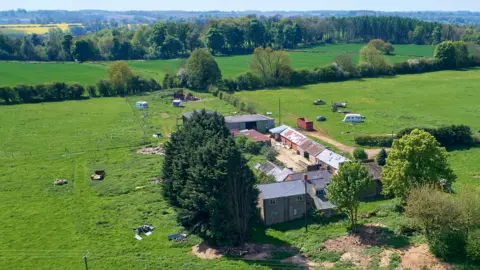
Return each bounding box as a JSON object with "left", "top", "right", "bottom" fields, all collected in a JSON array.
[
  {"left": 135, "top": 101, "right": 149, "bottom": 109},
  {"left": 297, "top": 118, "right": 314, "bottom": 131}
]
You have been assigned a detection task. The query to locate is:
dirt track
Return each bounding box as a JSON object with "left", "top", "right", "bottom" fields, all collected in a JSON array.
[{"left": 304, "top": 130, "right": 383, "bottom": 158}]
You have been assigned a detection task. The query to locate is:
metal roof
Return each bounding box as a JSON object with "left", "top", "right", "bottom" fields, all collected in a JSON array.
[
  {"left": 256, "top": 161, "right": 293, "bottom": 182},
  {"left": 363, "top": 161, "right": 382, "bottom": 180},
  {"left": 289, "top": 170, "right": 332, "bottom": 183},
  {"left": 299, "top": 139, "right": 326, "bottom": 157},
  {"left": 258, "top": 180, "right": 305, "bottom": 200},
  {"left": 312, "top": 195, "right": 336, "bottom": 210},
  {"left": 280, "top": 128, "right": 308, "bottom": 145},
  {"left": 269, "top": 125, "right": 289, "bottom": 134},
  {"left": 224, "top": 114, "right": 274, "bottom": 123},
  {"left": 315, "top": 149, "right": 350, "bottom": 170}
]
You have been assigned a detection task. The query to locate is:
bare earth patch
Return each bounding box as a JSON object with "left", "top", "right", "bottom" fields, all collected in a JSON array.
[
  {"left": 160, "top": 113, "right": 169, "bottom": 118},
  {"left": 191, "top": 243, "right": 223, "bottom": 259},
  {"left": 400, "top": 244, "right": 449, "bottom": 270},
  {"left": 379, "top": 249, "right": 395, "bottom": 268}
]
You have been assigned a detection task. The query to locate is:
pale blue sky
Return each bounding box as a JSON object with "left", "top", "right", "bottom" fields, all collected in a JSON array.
[{"left": 4, "top": 0, "right": 480, "bottom": 12}]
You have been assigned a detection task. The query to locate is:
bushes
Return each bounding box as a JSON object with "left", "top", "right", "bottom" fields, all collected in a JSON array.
[
  {"left": 354, "top": 135, "right": 394, "bottom": 147},
  {"left": 397, "top": 125, "right": 474, "bottom": 148},
  {"left": 356, "top": 125, "right": 474, "bottom": 148},
  {"left": 0, "top": 75, "right": 160, "bottom": 105},
  {"left": 353, "top": 148, "right": 368, "bottom": 160}
]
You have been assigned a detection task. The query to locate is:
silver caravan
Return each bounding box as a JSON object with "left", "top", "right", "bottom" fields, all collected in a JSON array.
[{"left": 343, "top": 114, "right": 365, "bottom": 123}]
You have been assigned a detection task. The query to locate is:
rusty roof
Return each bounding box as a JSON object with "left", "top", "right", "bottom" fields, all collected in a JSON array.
[
  {"left": 280, "top": 128, "right": 308, "bottom": 145},
  {"left": 299, "top": 139, "right": 326, "bottom": 157},
  {"left": 238, "top": 129, "right": 270, "bottom": 142}
]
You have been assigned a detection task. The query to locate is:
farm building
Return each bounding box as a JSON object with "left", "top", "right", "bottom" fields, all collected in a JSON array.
[
  {"left": 298, "top": 139, "right": 326, "bottom": 163},
  {"left": 269, "top": 125, "right": 289, "bottom": 141},
  {"left": 285, "top": 169, "right": 332, "bottom": 183},
  {"left": 279, "top": 127, "right": 308, "bottom": 151},
  {"left": 255, "top": 161, "right": 294, "bottom": 182},
  {"left": 181, "top": 109, "right": 217, "bottom": 122},
  {"left": 257, "top": 180, "right": 308, "bottom": 225},
  {"left": 224, "top": 114, "right": 274, "bottom": 133},
  {"left": 362, "top": 160, "right": 383, "bottom": 198},
  {"left": 315, "top": 149, "right": 350, "bottom": 174},
  {"left": 135, "top": 101, "right": 148, "bottom": 109}
]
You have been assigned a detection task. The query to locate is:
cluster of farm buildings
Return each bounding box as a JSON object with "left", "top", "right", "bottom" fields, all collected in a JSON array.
[{"left": 182, "top": 109, "right": 383, "bottom": 226}]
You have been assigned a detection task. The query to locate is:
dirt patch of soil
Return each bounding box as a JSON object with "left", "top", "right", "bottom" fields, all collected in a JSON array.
[
  {"left": 379, "top": 249, "right": 395, "bottom": 268},
  {"left": 400, "top": 244, "right": 449, "bottom": 270},
  {"left": 137, "top": 145, "right": 164, "bottom": 155},
  {"left": 191, "top": 243, "right": 223, "bottom": 259},
  {"left": 160, "top": 113, "right": 169, "bottom": 118},
  {"left": 473, "top": 175, "right": 480, "bottom": 179}
]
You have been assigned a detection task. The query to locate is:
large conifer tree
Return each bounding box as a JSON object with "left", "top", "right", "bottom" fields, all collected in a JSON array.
[{"left": 162, "top": 110, "right": 257, "bottom": 245}]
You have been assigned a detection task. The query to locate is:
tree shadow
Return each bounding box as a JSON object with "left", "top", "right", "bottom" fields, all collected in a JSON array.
[{"left": 356, "top": 224, "right": 409, "bottom": 249}]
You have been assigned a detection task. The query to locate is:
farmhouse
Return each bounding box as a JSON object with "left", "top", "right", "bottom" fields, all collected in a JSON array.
[
  {"left": 224, "top": 114, "right": 275, "bottom": 133},
  {"left": 315, "top": 149, "right": 350, "bottom": 174},
  {"left": 257, "top": 180, "right": 307, "bottom": 225},
  {"left": 279, "top": 127, "right": 308, "bottom": 151},
  {"left": 257, "top": 172, "right": 336, "bottom": 225}
]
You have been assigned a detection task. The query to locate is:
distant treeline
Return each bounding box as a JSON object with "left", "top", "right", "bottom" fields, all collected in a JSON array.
[
  {"left": 1, "top": 15, "right": 479, "bottom": 62},
  {"left": 0, "top": 76, "right": 160, "bottom": 104},
  {"left": 2, "top": 9, "right": 480, "bottom": 25}
]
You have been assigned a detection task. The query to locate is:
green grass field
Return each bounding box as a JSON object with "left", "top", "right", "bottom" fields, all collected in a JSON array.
[
  {"left": 0, "top": 44, "right": 433, "bottom": 86},
  {"left": 302, "top": 43, "right": 435, "bottom": 57},
  {"left": 0, "top": 94, "right": 278, "bottom": 269},
  {"left": 235, "top": 68, "right": 480, "bottom": 145}
]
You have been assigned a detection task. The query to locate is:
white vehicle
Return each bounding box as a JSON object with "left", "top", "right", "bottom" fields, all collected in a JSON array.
[
  {"left": 343, "top": 113, "right": 365, "bottom": 123},
  {"left": 135, "top": 101, "right": 149, "bottom": 109}
]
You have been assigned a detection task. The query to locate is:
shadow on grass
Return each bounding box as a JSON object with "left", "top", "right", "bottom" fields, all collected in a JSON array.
[{"left": 357, "top": 224, "right": 410, "bottom": 249}]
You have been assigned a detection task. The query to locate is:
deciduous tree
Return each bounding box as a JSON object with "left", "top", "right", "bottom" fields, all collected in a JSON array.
[
  {"left": 327, "top": 162, "right": 372, "bottom": 231},
  {"left": 248, "top": 47, "right": 291, "bottom": 86},
  {"left": 185, "top": 49, "right": 222, "bottom": 90},
  {"left": 106, "top": 61, "right": 134, "bottom": 92},
  {"left": 382, "top": 129, "right": 456, "bottom": 199}
]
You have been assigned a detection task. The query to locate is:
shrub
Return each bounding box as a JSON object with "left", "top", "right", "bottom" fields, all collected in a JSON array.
[
  {"left": 467, "top": 229, "right": 480, "bottom": 263},
  {"left": 358, "top": 63, "right": 376, "bottom": 77},
  {"left": 245, "top": 140, "right": 261, "bottom": 155},
  {"left": 354, "top": 135, "right": 394, "bottom": 147},
  {"left": 235, "top": 72, "right": 263, "bottom": 90},
  {"left": 375, "top": 148, "right": 388, "bottom": 166},
  {"left": 265, "top": 146, "right": 278, "bottom": 162},
  {"left": 397, "top": 125, "right": 473, "bottom": 148},
  {"left": 353, "top": 148, "right": 368, "bottom": 160}
]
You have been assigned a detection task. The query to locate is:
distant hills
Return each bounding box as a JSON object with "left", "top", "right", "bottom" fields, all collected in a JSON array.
[{"left": 1, "top": 9, "right": 479, "bottom": 25}]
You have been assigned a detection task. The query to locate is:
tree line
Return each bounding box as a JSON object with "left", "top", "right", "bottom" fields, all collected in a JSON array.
[
  {"left": 0, "top": 61, "right": 160, "bottom": 104},
  {"left": 1, "top": 16, "right": 480, "bottom": 62},
  {"left": 161, "top": 40, "right": 480, "bottom": 93}
]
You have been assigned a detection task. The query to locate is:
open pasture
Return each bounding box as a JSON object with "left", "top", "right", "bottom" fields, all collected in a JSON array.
[
  {"left": 235, "top": 68, "right": 480, "bottom": 145},
  {"left": 0, "top": 93, "right": 271, "bottom": 269},
  {"left": 0, "top": 44, "right": 429, "bottom": 86}
]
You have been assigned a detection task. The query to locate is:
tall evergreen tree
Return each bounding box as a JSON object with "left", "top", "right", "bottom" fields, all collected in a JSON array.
[{"left": 162, "top": 111, "right": 258, "bottom": 245}]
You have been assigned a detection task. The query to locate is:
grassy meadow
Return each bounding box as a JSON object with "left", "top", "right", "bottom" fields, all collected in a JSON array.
[
  {"left": 235, "top": 68, "right": 480, "bottom": 145},
  {"left": 0, "top": 93, "right": 276, "bottom": 269},
  {"left": 302, "top": 43, "right": 436, "bottom": 57},
  {"left": 0, "top": 43, "right": 434, "bottom": 86}
]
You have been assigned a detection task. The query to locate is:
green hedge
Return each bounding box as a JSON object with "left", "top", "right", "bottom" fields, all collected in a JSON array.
[{"left": 354, "top": 135, "right": 394, "bottom": 147}]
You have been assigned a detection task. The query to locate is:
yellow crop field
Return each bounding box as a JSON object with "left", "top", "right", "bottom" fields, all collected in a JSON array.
[{"left": 0, "top": 23, "right": 83, "bottom": 35}]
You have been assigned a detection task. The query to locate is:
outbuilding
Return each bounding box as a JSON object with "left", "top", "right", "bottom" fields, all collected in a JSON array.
[
  {"left": 135, "top": 101, "right": 149, "bottom": 109},
  {"left": 279, "top": 127, "right": 308, "bottom": 151},
  {"left": 224, "top": 114, "right": 275, "bottom": 133},
  {"left": 315, "top": 149, "right": 350, "bottom": 174}
]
